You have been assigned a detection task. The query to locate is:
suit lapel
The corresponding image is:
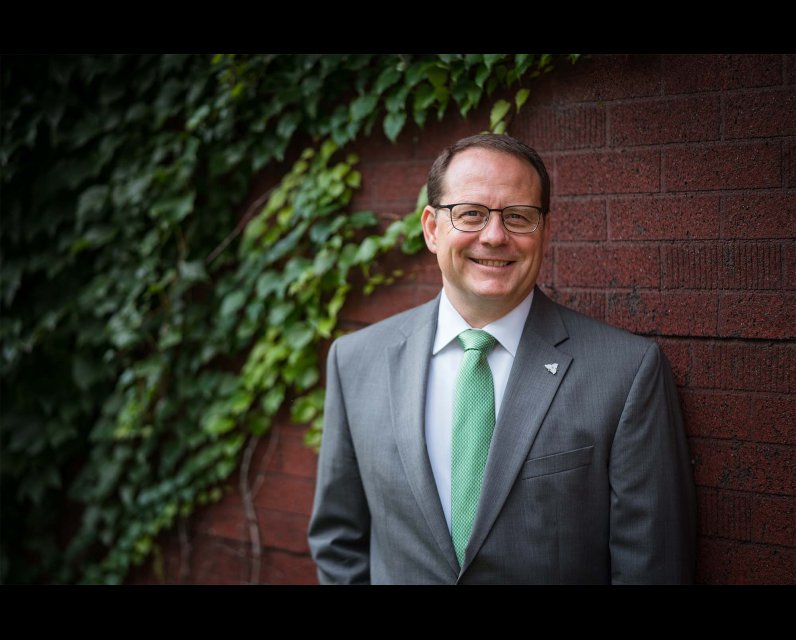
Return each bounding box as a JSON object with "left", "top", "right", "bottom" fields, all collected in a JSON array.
[
  {"left": 387, "top": 295, "right": 460, "bottom": 576},
  {"left": 461, "top": 288, "right": 573, "bottom": 574}
]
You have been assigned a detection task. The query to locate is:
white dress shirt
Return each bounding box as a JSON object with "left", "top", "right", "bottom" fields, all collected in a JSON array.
[{"left": 424, "top": 288, "right": 534, "bottom": 532}]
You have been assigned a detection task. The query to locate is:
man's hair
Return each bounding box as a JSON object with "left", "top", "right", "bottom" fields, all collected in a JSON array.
[{"left": 426, "top": 133, "right": 551, "bottom": 215}]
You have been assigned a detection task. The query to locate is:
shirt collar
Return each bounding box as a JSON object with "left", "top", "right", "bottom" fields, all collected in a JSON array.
[{"left": 432, "top": 288, "right": 534, "bottom": 357}]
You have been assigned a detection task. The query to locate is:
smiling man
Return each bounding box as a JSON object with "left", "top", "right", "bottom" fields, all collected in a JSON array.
[{"left": 308, "top": 134, "right": 697, "bottom": 584}]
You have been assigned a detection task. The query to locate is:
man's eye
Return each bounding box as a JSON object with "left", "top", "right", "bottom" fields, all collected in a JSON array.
[{"left": 462, "top": 210, "right": 482, "bottom": 217}]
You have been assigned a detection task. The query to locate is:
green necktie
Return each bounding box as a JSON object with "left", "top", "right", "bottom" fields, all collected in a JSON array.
[{"left": 451, "top": 328, "right": 497, "bottom": 567}]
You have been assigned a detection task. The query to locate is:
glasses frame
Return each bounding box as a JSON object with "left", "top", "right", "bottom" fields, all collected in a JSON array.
[{"left": 435, "top": 202, "right": 545, "bottom": 235}]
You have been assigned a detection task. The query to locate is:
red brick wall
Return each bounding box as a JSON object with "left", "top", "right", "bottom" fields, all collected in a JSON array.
[{"left": 133, "top": 54, "right": 795, "bottom": 585}]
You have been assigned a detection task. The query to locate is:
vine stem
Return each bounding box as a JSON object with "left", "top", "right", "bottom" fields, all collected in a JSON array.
[
  {"left": 178, "top": 517, "right": 192, "bottom": 583},
  {"left": 239, "top": 428, "right": 281, "bottom": 584},
  {"left": 205, "top": 187, "right": 274, "bottom": 265}
]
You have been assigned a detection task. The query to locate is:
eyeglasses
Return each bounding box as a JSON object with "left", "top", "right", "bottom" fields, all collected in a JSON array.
[{"left": 435, "top": 202, "right": 545, "bottom": 234}]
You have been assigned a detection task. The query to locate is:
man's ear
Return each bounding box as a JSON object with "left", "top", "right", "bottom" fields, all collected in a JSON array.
[{"left": 421, "top": 205, "right": 439, "bottom": 254}]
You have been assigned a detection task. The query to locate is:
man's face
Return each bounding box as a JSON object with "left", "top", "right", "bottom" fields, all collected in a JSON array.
[{"left": 421, "top": 148, "right": 551, "bottom": 324}]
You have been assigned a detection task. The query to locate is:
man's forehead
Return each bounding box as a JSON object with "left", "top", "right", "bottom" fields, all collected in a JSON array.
[{"left": 442, "top": 148, "right": 541, "bottom": 192}]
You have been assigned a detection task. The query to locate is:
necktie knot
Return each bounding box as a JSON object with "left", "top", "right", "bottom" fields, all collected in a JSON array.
[{"left": 457, "top": 329, "right": 497, "bottom": 354}]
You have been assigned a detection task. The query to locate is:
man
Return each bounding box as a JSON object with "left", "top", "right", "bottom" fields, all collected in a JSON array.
[{"left": 307, "top": 133, "right": 697, "bottom": 584}]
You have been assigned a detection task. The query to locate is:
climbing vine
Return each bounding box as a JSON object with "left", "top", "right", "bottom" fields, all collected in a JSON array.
[{"left": 0, "top": 53, "right": 579, "bottom": 584}]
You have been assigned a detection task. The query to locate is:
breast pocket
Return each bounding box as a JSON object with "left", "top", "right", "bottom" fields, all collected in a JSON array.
[{"left": 520, "top": 445, "right": 594, "bottom": 479}]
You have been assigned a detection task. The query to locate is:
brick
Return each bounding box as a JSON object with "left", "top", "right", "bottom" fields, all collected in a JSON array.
[
  {"left": 340, "top": 282, "right": 418, "bottom": 325},
  {"left": 697, "top": 537, "right": 796, "bottom": 584},
  {"left": 194, "top": 496, "right": 246, "bottom": 542},
  {"left": 607, "top": 291, "right": 718, "bottom": 337},
  {"left": 405, "top": 252, "right": 443, "bottom": 285},
  {"left": 661, "top": 242, "right": 782, "bottom": 290},
  {"left": 348, "top": 188, "right": 374, "bottom": 213},
  {"left": 537, "top": 257, "right": 554, "bottom": 290},
  {"left": 786, "top": 244, "right": 796, "bottom": 290},
  {"left": 261, "top": 432, "right": 319, "bottom": 479},
  {"left": 740, "top": 442, "right": 795, "bottom": 495},
  {"left": 718, "top": 292, "right": 796, "bottom": 339},
  {"left": 680, "top": 390, "right": 751, "bottom": 439},
  {"left": 725, "top": 88, "right": 796, "bottom": 139},
  {"left": 751, "top": 495, "right": 796, "bottom": 547},
  {"left": 254, "top": 473, "right": 315, "bottom": 515},
  {"left": 256, "top": 508, "right": 311, "bottom": 554},
  {"left": 556, "top": 149, "right": 660, "bottom": 195},
  {"left": 786, "top": 141, "right": 796, "bottom": 188},
  {"left": 721, "top": 191, "right": 796, "bottom": 239},
  {"left": 786, "top": 54, "right": 796, "bottom": 84},
  {"left": 652, "top": 337, "right": 689, "bottom": 387},
  {"left": 548, "top": 288, "right": 606, "bottom": 321},
  {"left": 663, "top": 142, "right": 780, "bottom": 192},
  {"left": 260, "top": 548, "right": 318, "bottom": 585},
  {"left": 512, "top": 103, "right": 606, "bottom": 151},
  {"left": 663, "top": 54, "right": 782, "bottom": 94},
  {"left": 368, "top": 161, "right": 430, "bottom": 207},
  {"left": 413, "top": 106, "right": 491, "bottom": 161},
  {"left": 347, "top": 121, "right": 418, "bottom": 164},
  {"left": 556, "top": 244, "right": 660, "bottom": 288},
  {"left": 552, "top": 54, "right": 661, "bottom": 102},
  {"left": 751, "top": 396, "right": 796, "bottom": 445},
  {"left": 610, "top": 194, "right": 720, "bottom": 240},
  {"left": 690, "top": 439, "right": 795, "bottom": 495},
  {"left": 190, "top": 533, "right": 248, "bottom": 584},
  {"left": 698, "top": 487, "right": 753, "bottom": 541},
  {"left": 609, "top": 96, "right": 721, "bottom": 146},
  {"left": 690, "top": 342, "right": 795, "bottom": 394},
  {"left": 550, "top": 197, "right": 607, "bottom": 241}
]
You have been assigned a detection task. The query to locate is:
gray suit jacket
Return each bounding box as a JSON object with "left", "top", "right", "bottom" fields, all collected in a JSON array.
[{"left": 308, "top": 287, "right": 696, "bottom": 584}]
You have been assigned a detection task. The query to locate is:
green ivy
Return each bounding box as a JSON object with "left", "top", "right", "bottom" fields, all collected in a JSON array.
[{"left": 0, "top": 53, "right": 579, "bottom": 584}]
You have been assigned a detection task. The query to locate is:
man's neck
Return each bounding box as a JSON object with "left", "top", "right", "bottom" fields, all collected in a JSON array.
[{"left": 443, "top": 285, "right": 533, "bottom": 329}]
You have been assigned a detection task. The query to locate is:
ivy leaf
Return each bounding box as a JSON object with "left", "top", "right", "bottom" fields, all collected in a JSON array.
[
  {"left": 220, "top": 291, "right": 247, "bottom": 319},
  {"left": 178, "top": 260, "right": 208, "bottom": 283},
  {"left": 354, "top": 236, "right": 380, "bottom": 264},
  {"left": 515, "top": 88, "right": 530, "bottom": 112},
  {"left": 383, "top": 111, "right": 406, "bottom": 142},
  {"left": 489, "top": 99, "right": 511, "bottom": 131},
  {"left": 374, "top": 65, "right": 402, "bottom": 95},
  {"left": 413, "top": 83, "right": 436, "bottom": 112},
  {"left": 350, "top": 94, "right": 378, "bottom": 121},
  {"left": 150, "top": 193, "right": 195, "bottom": 224}
]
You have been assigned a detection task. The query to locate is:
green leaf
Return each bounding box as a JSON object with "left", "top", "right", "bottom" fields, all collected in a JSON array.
[
  {"left": 489, "top": 99, "right": 511, "bottom": 131},
  {"left": 426, "top": 64, "right": 447, "bottom": 88},
  {"left": 261, "top": 385, "right": 285, "bottom": 416},
  {"left": 354, "top": 236, "right": 380, "bottom": 264},
  {"left": 374, "top": 65, "right": 402, "bottom": 95},
  {"left": 220, "top": 291, "right": 247, "bottom": 318},
  {"left": 383, "top": 111, "right": 406, "bottom": 142},
  {"left": 150, "top": 193, "right": 195, "bottom": 224},
  {"left": 515, "top": 88, "right": 530, "bottom": 112},
  {"left": 179, "top": 260, "right": 208, "bottom": 283},
  {"left": 413, "top": 83, "right": 436, "bottom": 112},
  {"left": 350, "top": 94, "right": 378, "bottom": 121}
]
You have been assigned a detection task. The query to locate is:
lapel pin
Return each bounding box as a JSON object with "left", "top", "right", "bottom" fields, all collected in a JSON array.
[{"left": 544, "top": 363, "right": 558, "bottom": 375}]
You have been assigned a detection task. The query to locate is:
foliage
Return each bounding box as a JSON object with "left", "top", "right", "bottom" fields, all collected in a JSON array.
[{"left": 0, "top": 53, "right": 578, "bottom": 583}]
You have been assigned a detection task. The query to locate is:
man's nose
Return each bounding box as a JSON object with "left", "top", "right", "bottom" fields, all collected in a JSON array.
[{"left": 479, "top": 212, "right": 509, "bottom": 245}]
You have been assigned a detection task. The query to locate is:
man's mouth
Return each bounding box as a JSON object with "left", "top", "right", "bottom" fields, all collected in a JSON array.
[{"left": 470, "top": 258, "right": 513, "bottom": 267}]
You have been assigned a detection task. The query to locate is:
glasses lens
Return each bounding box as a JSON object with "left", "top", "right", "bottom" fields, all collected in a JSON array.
[
  {"left": 502, "top": 206, "right": 540, "bottom": 233},
  {"left": 450, "top": 204, "right": 488, "bottom": 231}
]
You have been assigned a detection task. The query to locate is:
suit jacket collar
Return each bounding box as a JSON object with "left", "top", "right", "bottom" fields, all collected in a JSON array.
[{"left": 386, "top": 294, "right": 461, "bottom": 577}]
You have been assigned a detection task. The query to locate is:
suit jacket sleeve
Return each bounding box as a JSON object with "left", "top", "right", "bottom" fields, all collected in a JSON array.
[
  {"left": 608, "top": 341, "right": 697, "bottom": 584},
  {"left": 307, "top": 339, "right": 371, "bottom": 584}
]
